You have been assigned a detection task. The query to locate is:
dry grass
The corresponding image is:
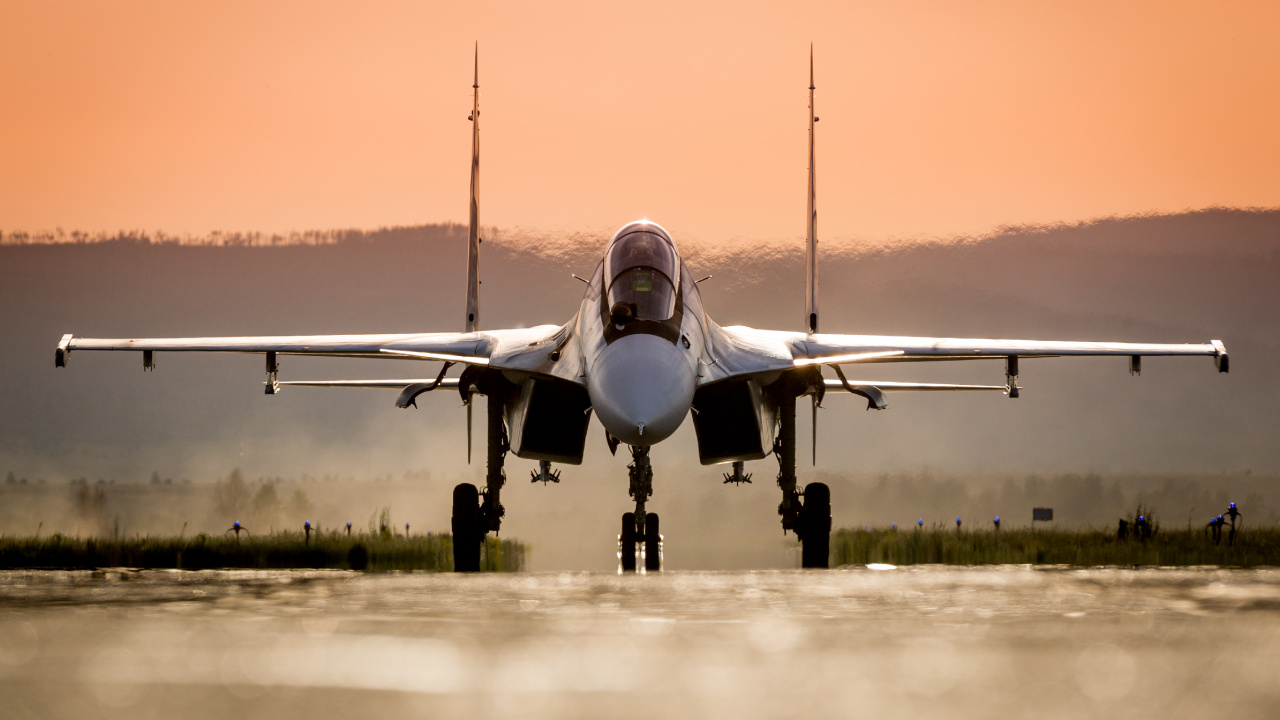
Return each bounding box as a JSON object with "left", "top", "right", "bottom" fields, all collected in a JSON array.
[
  {"left": 0, "top": 531, "right": 525, "bottom": 572},
  {"left": 831, "top": 526, "right": 1280, "bottom": 567}
]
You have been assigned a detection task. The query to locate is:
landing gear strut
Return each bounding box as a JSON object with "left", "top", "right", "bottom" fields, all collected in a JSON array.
[
  {"left": 775, "top": 394, "right": 831, "bottom": 568},
  {"left": 619, "top": 446, "right": 662, "bottom": 572},
  {"left": 452, "top": 390, "right": 507, "bottom": 572}
]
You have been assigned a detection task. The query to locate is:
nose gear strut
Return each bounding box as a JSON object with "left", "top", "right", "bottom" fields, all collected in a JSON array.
[{"left": 628, "top": 446, "right": 653, "bottom": 536}]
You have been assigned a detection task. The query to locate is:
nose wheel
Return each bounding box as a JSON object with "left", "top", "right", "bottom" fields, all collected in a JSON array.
[
  {"left": 644, "top": 514, "right": 662, "bottom": 571},
  {"left": 619, "top": 511, "right": 663, "bottom": 572},
  {"left": 619, "top": 512, "right": 637, "bottom": 572}
]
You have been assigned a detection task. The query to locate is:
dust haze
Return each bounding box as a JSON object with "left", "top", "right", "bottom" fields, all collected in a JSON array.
[{"left": 2, "top": 209, "right": 1277, "bottom": 569}]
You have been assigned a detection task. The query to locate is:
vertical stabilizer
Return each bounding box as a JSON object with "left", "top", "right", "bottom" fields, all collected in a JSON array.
[
  {"left": 804, "top": 45, "right": 819, "bottom": 334},
  {"left": 465, "top": 44, "right": 481, "bottom": 333}
]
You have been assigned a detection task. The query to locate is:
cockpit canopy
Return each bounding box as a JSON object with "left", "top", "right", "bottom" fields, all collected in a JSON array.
[{"left": 604, "top": 229, "right": 680, "bottom": 322}]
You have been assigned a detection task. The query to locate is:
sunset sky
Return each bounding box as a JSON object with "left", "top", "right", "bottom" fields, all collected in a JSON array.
[{"left": 2, "top": 1, "right": 1277, "bottom": 245}]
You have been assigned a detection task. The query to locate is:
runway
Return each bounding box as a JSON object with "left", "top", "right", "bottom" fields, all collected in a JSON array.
[{"left": 2, "top": 566, "right": 1278, "bottom": 719}]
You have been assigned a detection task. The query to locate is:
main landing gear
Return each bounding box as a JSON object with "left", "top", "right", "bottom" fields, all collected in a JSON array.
[
  {"left": 452, "top": 391, "right": 507, "bottom": 572},
  {"left": 774, "top": 394, "right": 830, "bottom": 568},
  {"left": 619, "top": 446, "right": 662, "bottom": 572}
]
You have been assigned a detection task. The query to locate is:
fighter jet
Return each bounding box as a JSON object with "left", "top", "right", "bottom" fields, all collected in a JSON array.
[{"left": 54, "top": 47, "right": 1228, "bottom": 571}]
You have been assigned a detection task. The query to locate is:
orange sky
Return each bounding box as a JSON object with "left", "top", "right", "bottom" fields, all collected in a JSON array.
[{"left": 2, "top": 1, "right": 1277, "bottom": 245}]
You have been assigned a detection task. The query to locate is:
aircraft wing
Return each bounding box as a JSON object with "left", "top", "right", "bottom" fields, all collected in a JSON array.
[
  {"left": 704, "top": 325, "right": 1228, "bottom": 384},
  {"left": 56, "top": 324, "right": 580, "bottom": 382}
]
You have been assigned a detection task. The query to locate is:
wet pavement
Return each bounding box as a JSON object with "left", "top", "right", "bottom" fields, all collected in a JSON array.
[{"left": 1, "top": 566, "right": 1278, "bottom": 719}]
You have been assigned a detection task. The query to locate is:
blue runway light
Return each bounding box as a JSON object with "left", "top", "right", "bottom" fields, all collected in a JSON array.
[
  {"left": 1230, "top": 503, "right": 1237, "bottom": 509},
  {"left": 918, "top": 519, "right": 924, "bottom": 526}
]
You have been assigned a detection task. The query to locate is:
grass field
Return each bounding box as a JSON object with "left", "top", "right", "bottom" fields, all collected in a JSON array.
[
  {"left": 0, "top": 532, "right": 525, "bottom": 572},
  {"left": 831, "top": 526, "right": 1280, "bottom": 567}
]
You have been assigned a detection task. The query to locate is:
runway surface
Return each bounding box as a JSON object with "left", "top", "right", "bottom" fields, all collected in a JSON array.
[{"left": 1, "top": 566, "right": 1278, "bottom": 719}]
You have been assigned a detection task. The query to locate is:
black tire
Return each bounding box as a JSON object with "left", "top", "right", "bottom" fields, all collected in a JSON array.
[
  {"left": 620, "top": 512, "right": 637, "bottom": 572},
  {"left": 800, "top": 482, "right": 831, "bottom": 569},
  {"left": 644, "top": 514, "right": 662, "bottom": 572},
  {"left": 452, "top": 483, "right": 482, "bottom": 572}
]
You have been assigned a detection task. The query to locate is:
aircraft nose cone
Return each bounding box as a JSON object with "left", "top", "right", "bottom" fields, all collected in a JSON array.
[{"left": 588, "top": 333, "right": 694, "bottom": 446}]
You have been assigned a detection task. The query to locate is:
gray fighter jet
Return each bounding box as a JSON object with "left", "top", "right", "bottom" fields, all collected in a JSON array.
[{"left": 54, "top": 48, "right": 1228, "bottom": 571}]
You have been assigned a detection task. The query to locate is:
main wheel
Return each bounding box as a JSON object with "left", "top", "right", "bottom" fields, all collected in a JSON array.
[
  {"left": 644, "top": 514, "right": 662, "bottom": 572},
  {"left": 799, "top": 482, "right": 831, "bottom": 569},
  {"left": 620, "top": 512, "right": 637, "bottom": 572},
  {"left": 451, "top": 483, "right": 482, "bottom": 572}
]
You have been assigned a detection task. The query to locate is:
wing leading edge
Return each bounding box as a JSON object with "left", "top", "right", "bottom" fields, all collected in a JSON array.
[
  {"left": 705, "top": 325, "right": 1228, "bottom": 385},
  {"left": 56, "top": 324, "right": 580, "bottom": 384}
]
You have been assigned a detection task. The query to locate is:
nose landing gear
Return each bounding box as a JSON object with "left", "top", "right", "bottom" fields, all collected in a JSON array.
[{"left": 618, "top": 446, "right": 663, "bottom": 572}]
